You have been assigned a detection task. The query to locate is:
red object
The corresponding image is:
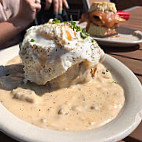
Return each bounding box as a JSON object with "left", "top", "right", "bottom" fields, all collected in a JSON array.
[{"left": 117, "top": 10, "right": 130, "bottom": 20}]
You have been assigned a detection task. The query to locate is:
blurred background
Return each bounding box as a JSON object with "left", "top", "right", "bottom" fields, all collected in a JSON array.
[
  {"left": 37, "top": 0, "right": 142, "bottom": 23},
  {"left": 66, "top": 0, "right": 142, "bottom": 20}
]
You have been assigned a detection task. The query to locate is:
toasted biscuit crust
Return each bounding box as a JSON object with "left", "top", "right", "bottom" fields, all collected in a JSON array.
[
  {"left": 88, "top": 23, "right": 116, "bottom": 37},
  {"left": 89, "top": 2, "right": 117, "bottom": 13}
]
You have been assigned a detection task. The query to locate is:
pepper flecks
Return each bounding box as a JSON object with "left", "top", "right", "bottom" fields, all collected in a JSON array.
[{"left": 19, "top": 20, "right": 104, "bottom": 85}]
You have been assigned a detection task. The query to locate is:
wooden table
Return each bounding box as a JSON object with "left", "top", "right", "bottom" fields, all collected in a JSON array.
[
  {"left": 100, "top": 6, "right": 142, "bottom": 142},
  {"left": 106, "top": 6, "right": 142, "bottom": 141},
  {"left": 0, "top": 6, "right": 142, "bottom": 142},
  {"left": 104, "top": 6, "right": 142, "bottom": 84}
]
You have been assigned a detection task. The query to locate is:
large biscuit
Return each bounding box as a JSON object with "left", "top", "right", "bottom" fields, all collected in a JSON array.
[{"left": 89, "top": 2, "right": 117, "bottom": 13}]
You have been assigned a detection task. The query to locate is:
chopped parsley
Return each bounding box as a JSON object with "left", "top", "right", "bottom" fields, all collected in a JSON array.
[
  {"left": 69, "top": 16, "right": 90, "bottom": 39},
  {"left": 102, "top": 71, "right": 105, "bottom": 74},
  {"left": 52, "top": 17, "right": 90, "bottom": 39},
  {"left": 30, "top": 39, "right": 35, "bottom": 42},
  {"left": 80, "top": 32, "right": 87, "bottom": 39},
  {"left": 52, "top": 18, "right": 60, "bottom": 24},
  {"left": 64, "top": 21, "right": 68, "bottom": 24},
  {"left": 69, "top": 22, "right": 89, "bottom": 39},
  {"left": 113, "top": 80, "right": 118, "bottom": 84},
  {"left": 91, "top": 39, "right": 95, "bottom": 42},
  {"left": 82, "top": 28, "right": 86, "bottom": 33},
  {"left": 76, "top": 26, "right": 81, "bottom": 32},
  {"left": 69, "top": 21, "right": 81, "bottom": 32},
  {"left": 80, "top": 28, "right": 90, "bottom": 39}
]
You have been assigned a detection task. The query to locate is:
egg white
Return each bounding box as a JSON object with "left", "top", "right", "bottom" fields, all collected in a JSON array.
[{"left": 20, "top": 21, "right": 104, "bottom": 85}]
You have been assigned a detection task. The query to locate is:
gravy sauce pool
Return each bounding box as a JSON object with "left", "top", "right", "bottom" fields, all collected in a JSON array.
[{"left": 0, "top": 56, "right": 125, "bottom": 131}]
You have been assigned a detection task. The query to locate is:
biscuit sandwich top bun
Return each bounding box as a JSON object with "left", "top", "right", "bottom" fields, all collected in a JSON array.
[{"left": 89, "top": 2, "right": 117, "bottom": 13}]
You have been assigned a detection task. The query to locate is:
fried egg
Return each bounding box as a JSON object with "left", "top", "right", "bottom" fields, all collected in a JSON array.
[{"left": 19, "top": 19, "right": 104, "bottom": 85}]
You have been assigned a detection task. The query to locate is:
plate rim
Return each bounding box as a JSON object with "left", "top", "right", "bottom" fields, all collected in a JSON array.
[
  {"left": 0, "top": 45, "right": 142, "bottom": 142},
  {"left": 78, "top": 21, "right": 142, "bottom": 46},
  {"left": 93, "top": 26, "right": 142, "bottom": 45}
]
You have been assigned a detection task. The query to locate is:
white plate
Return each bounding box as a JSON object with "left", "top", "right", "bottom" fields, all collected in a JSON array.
[
  {"left": 78, "top": 22, "right": 142, "bottom": 47},
  {"left": 0, "top": 45, "right": 142, "bottom": 142}
]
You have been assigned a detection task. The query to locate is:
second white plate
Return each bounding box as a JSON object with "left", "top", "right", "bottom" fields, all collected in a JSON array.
[
  {"left": 0, "top": 45, "right": 142, "bottom": 142},
  {"left": 78, "top": 22, "right": 142, "bottom": 47}
]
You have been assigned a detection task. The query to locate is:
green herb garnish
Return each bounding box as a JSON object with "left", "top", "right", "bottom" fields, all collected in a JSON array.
[
  {"left": 102, "top": 71, "right": 105, "bottom": 74},
  {"left": 69, "top": 21, "right": 82, "bottom": 32},
  {"left": 80, "top": 30, "right": 90, "bottom": 39},
  {"left": 80, "top": 28, "right": 90, "bottom": 39},
  {"left": 66, "top": 16, "right": 89, "bottom": 39},
  {"left": 106, "top": 69, "right": 109, "bottom": 72},
  {"left": 30, "top": 39, "right": 35, "bottom": 42},
  {"left": 113, "top": 80, "right": 118, "bottom": 84},
  {"left": 82, "top": 28, "right": 86, "bottom": 33},
  {"left": 52, "top": 18, "right": 60, "bottom": 24},
  {"left": 64, "top": 21, "right": 68, "bottom": 24},
  {"left": 70, "top": 21, "right": 76, "bottom": 30},
  {"left": 91, "top": 39, "right": 95, "bottom": 42},
  {"left": 80, "top": 32, "right": 87, "bottom": 39},
  {"left": 76, "top": 26, "right": 81, "bottom": 32}
]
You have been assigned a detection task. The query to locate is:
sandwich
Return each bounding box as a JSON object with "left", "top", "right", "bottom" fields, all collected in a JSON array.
[{"left": 79, "top": 2, "right": 124, "bottom": 37}]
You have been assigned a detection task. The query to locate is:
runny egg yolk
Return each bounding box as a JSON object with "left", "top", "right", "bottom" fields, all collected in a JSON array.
[
  {"left": 40, "top": 33, "right": 52, "bottom": 39},
  {"left": 65, "top": 30, "right": 72, "bottom": 41},
  {"left": 65, "top": 30, "right": 77, "bottom": 41}
]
